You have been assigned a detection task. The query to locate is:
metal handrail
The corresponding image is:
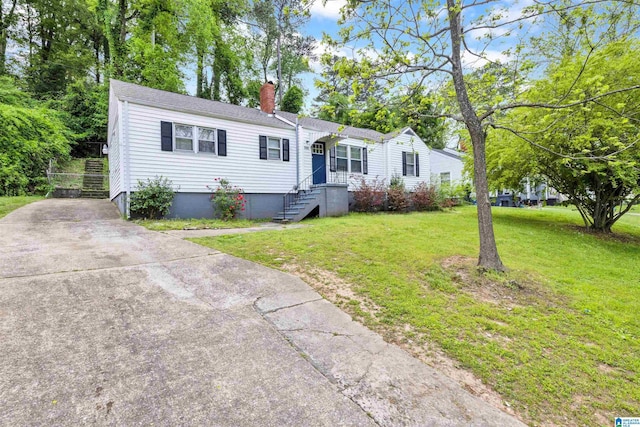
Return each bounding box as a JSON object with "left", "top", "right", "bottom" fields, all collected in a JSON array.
[
  {"left": 282, "top": 167, "right": 350, "bottom": 218},
  {"left": 283, "top": 166, "right": 324, "bottom": 218}
]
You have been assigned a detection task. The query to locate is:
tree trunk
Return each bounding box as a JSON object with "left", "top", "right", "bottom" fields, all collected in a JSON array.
[
  {"left": 447, "top": 0, "right": 505, "bottom": 272},
  {"left": 276, "top": 32, "right": 282, "bottom": 107},
  {"left": 0, "top": 35, "right": 6, "bottom": 75},
  {"left": 196, "top": 46, "right": 204, "bottom": 98}
]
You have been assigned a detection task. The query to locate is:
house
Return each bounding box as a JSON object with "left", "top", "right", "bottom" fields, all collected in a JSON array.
[
  {"left": 107, "top": 80, "right": 431, "bottom": 220},
  {"left": 429, "top": 148, "right": 467, "bottom": 187}
]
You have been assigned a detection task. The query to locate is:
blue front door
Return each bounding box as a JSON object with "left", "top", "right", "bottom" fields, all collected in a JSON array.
[{"left": 312, "top": 142, "right": 326, "bottom": 184}]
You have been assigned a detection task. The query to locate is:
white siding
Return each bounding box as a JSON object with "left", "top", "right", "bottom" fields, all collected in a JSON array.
[
  {"left": 386, "top": 132, "right": 431, "bottom": 189},
  {"left": 430, "top": 150, "right": 466, "bottom": 186},
  {"left": 107, "top": 90, "right": 122, "bottom": 199},
  {"left": 126, "top": 103, "right": 297, "bottom": 193}
]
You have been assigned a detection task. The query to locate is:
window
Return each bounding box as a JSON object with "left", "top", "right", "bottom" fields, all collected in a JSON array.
[
  {"left": 175, "top": 124, "right": 193, "bottom": 151},
  {"left": 259, "top": 135, "right": 289, "bottom": 161},
  {"left": 331, "top": 144, "right": 367, "bottom": 174},
  {"left": 268, "top": 137, "right": 281, "bottom": 160},
  {"left": 440, "top": 172, "right": 451, "bottom": 186},
  {"left": 402, "top": 151, "right": 419, "bottom": 177},
  {"left": 198, "top": 127, "right": 216, "bottom": 153},
  {"left": 406, "top": 153, "right": 415, "bottom": 176},
  {"left": 350, "top": 146, "right": 362, "bottom": 173},
  {"left": 312, "top": 143, "right": 324, "bottom": 154},
  {"left": 336, "top": 145, "right": 349, "bottom": 171}
]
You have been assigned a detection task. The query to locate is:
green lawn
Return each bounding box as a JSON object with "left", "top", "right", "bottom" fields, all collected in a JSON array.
[
  {"left": 136, "top": 217, "right": 265, "bottom": 231},
  {"left": 0, "top": 196, "right": 43, "bottom": 218},
  {"left": 190, "top": 206, "right": 640, "bottom": 426}
]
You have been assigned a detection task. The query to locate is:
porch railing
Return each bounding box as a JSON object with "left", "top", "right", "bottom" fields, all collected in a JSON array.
[{"left": 282, "top": 168, "right": 350, "bottom": 218}]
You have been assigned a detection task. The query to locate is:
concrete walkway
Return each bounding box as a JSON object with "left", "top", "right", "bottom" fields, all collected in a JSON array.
[{"left": 0, "top": 199, "right": 525, "bottom": 426}]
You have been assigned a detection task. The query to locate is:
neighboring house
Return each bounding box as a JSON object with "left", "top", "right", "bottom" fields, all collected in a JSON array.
[
  {"left": 108, "top": 80, "right": 431, "bottom": 220},
  {"left": 429, "top": 148, "right": 467, "bottom": 187},
  {"left": 495, "top": 179, "right": 565, "bottom": 207}
]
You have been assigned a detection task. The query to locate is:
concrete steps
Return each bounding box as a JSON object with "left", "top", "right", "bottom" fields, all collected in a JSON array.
[{"left": 273, "top": 189, "right": 321, "bottom": 223}]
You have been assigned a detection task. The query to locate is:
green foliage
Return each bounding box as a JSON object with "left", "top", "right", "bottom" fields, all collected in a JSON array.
[
  {"left": 314, "top": 62, "right": 446, "bottom": 147},
  {"left": 281, "top": 85, "right": 303, "bottom": 113},
  {"left": 0, "top": 77, "right": 72, "bottom": 196},
  {"left": 130, "top": 176, "right": 176, "bottom": 219},
  {"left": 56, "top": 81, "right": 108, "bottom": 144},
  {"left": 487, "top": 40, "right": 640, "bottom": 232},
  {"left": 389, "top": 174, "right": 405, "bottom": 190},
  {"left": 209, "top": 178, "right": 245, "bottom": 221}
]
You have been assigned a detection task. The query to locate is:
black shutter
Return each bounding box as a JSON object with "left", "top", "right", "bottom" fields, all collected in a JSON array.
[
  {"left": 161, "top": 121, "right": 173, "bottom": 151},
  {"left": 217, "top": 129, "right": 227, "bottom": 156},
  {"left": 402, "top": 151, "right": 407, "bottom": 176},
  {"left": 362, "top": 147, "right": 368, "bottom": 174},
  {"left": 329, "top": 146, "right": 336, "bottom": 172},
  {"left": 259, "top": 135, "right": 267, "bottom": 159},
  {"left": 282, "top": 139, "right": 290, "bottom": 161},
  {"left": 415, "top": 153, "right": 419, "bottom": 177}
]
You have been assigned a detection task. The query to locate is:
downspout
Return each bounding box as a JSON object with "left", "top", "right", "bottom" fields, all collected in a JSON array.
[
  {"left": 295, "top": 117, "right": 300, "bottom": 184},
  {"left": 124, "top": 100, "right": 131, "bottom": 219}
]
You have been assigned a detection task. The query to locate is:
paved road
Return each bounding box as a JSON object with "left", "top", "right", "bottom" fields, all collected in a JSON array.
[{"left": 0, "top": 199, "right": 526, "bottom": 426}]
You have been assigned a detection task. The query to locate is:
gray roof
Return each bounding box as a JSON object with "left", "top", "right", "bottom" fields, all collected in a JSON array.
[
  {"left": 276, "top": 111, "right": 386, "bottom": 141},
  {"left": 110, "top": 80, "right": 291, "bottom": 129},
  {"left": 433, "top": 149, "right": 463, "bottom": 160}
]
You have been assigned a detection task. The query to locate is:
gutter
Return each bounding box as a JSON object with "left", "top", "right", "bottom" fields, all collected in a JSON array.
[{"left": 296, "top": 117, "right": 300, "bottom": 183}]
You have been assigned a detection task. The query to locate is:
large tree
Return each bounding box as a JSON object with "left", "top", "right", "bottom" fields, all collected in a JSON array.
[
  {"left": 331, "top": 0, "right": 640, "bottom": 271},
  {"left": 487, "top": 40, "right": 640, "bottom": 232}
]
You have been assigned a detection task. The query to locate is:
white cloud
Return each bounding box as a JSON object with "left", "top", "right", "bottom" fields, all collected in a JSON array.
[
  {"left": 461, "top": 49, "right": 510, "bottom": 69},
  {"left": 310, "top": 0, "right": 347, "bottom": 20}
]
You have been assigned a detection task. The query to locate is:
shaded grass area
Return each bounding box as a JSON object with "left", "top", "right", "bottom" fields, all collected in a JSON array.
[
  {"left": 190, "top": 206, "right": 640, "bottom": 426},
  {"left": 58, "top": 158, "right": 87, "bottom": 174},
  {"left": 136, "top": 217, "right": 265, "bottom": 231},
  {"left": 0, "top": 196, "right": 43, "bottom": 218}
]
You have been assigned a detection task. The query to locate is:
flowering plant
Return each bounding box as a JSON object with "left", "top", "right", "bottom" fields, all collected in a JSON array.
[{"left": 208, "top": 178, "right": 245, "bottom": 221}]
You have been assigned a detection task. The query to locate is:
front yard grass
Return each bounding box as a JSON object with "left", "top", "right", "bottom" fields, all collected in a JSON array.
[
  {"left": 0, "top": 196, "right": 43, "bottom": 218},
  {"left": 190, "top": 206, "right": 640, "bottom": 426},
  {"left": 136, "top": 217, "right": 265, "bottom": 231}
]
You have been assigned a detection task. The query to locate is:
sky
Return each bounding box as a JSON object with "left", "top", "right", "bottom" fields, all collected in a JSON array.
[
  {"left": 297, "top": 0, "right": 539, "bottom": 113},
  {"left": 298, "top": 0, "right": 348, "bottom": 112}
]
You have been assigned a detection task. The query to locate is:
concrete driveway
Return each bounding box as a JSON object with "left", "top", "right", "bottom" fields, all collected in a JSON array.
[{"left": 0, "top": 199, "right": 525, "bottom": 426}]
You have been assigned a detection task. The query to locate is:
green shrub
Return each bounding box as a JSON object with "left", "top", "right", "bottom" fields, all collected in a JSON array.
[
  {"left": 0, "top": 77, "right": 72, "bottom": 196},
  {"left": 209, "top": 178, "right": 245, "bottom": 221},
  {"left": 387, "top": 175, "right": 409, "bottom": 212},
  {"left": 130, "top": 176, "right": 175, "bottom": 219}
]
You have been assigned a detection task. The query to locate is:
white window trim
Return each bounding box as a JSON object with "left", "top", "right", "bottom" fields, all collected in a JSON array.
[
  {"left": 336, "top": 144, "right": 363, "bottom": 174},
  {"left": 174, "top": 123, "right": 195, "bottom": 153},
  {"left": 197, "top": 126, "right": 217, "bottom": 155},
  {"left": 406, "top": 152, "right": 416, "bottom": 177},
  {"left": 173, "top": 123, "right": 218, "bottom": 155},
  {"left": 268, "top": 136, "right": 282, "bottom": 160},
  {"left": 440, "top": 172, "right": 451, "bottom": 186}
]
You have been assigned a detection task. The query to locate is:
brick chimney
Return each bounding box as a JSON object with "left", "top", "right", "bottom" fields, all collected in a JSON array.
[{"left": 260, "top": 81, "right": 275, "bottom": 114}]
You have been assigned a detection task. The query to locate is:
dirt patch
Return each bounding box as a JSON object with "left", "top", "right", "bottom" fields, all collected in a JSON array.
[
  {"left": 281, "top": 262, "right": 522, "bottom": 422},
  {"left": 441, "top": 255, "right": 564, "bottom": 309},
  {"left": 281, "top": 264, "right": 382, "bottom": 317}
]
